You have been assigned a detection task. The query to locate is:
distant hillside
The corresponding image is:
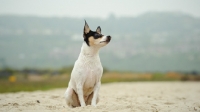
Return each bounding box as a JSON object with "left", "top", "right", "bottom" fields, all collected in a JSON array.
[
  {"left": 1, "top": 12, "right": 200, "bottom": 35},
  {"left": 0, "top": 12, "right": 200, "bottom": 72}
]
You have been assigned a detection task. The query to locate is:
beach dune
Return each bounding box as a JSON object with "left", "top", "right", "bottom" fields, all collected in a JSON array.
[{"left": 0, "top": 82, "right": 200, "bottom": 112}]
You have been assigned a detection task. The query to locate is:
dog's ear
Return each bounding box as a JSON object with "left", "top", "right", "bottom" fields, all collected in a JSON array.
[
  {"left": 96, "top": 26, "right": 101, "bottom": 34},
  {"left": 84, "top": 20, "right": 90, "bottom": 35}
]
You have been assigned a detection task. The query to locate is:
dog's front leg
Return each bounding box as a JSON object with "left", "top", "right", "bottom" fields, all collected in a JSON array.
[
  {"left": 77, "top": 84, "right": 86, "bottom": 107},
  {"left": 91, "top": 81, "right": 101, "bottom": 106}
]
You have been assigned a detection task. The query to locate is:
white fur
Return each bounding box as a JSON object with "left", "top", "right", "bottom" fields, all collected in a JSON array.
[
  {"left": 100, "top": 36, "right": 109, "bottom": 43},
  {"left": 64, "top": 42, "right": 104, "bottom": 107}
]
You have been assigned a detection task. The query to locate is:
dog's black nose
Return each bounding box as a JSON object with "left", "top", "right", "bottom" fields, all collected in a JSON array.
[{"left": 106, "top": 35, "right": 111, "bottom": 42}]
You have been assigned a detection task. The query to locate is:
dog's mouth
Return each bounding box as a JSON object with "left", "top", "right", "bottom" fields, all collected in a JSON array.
[
  {"left": 100, "top": 39, "right": 111, "bottom": 43},
  {"left": 100, "top": 41, "right": 107, "bottom": 43}
]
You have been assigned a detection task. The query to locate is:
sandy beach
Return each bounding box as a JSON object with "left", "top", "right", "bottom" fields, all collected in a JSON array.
[{"left": 0, "top": 82, "right": 200, "bottom": 112}]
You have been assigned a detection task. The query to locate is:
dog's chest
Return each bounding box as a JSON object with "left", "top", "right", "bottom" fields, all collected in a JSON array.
[
  {"left": 83, "top": 65, "right": 102, "bottom": 86},
  {"left": 80, "top": 59, "right": 102, "bottom": 95}
]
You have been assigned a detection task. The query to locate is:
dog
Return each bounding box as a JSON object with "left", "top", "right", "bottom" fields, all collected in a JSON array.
[{"left": 64, "top": 20, "right": 111, "bottom": 107}]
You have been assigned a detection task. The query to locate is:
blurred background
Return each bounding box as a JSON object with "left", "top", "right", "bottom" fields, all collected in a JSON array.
[{"left": 0, "top": 0, "right": 200, "bottom": 92}]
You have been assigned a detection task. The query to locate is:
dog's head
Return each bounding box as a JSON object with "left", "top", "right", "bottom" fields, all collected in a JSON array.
[{"left": 83, "top": 20, "right": 111, "bottom": 47}]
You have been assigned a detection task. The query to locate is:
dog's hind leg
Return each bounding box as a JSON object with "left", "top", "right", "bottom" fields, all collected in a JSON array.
[
  {"left": 64, "top": 87, "right": 80, "bottom": 107},
  {"left": 86, "top": 92, "right": 99, "bottom": 106}
]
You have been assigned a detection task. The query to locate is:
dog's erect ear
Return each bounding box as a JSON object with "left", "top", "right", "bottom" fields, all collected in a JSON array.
[
  {"left": 96, "top": 26, "right": 101, "bottom": 34},
  {"left": 84, "top": 20, "right": 90, "bottom": 34}
]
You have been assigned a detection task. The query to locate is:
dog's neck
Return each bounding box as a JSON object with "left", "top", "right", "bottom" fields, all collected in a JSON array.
[{"left": 79, "top": 42, "right": 101, "bottom": 58}]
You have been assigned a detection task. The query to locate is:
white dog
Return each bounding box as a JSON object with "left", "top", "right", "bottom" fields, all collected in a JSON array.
[{"left": 64, "top": 21, "right": 111, "bottom": 107}]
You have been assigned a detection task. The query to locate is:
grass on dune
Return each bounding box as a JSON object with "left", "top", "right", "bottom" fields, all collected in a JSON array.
[
  {"left": 0, "top": 74, "right": 70, "bottom": 93},
  {"left": 0, "top": 71, "right": 199, "bottom": 93}
]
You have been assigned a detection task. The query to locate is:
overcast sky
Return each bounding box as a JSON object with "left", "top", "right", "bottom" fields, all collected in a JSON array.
[{"left": 0, "top": 0, "right": 200, "bottom": 18}]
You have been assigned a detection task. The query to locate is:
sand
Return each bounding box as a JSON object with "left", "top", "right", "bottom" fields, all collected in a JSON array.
[{"left": 0, "top": 82, "right": 200, "bottom": 112}]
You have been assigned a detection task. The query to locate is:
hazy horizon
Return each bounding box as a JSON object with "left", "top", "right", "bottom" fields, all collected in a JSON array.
[{"left": 0, "top": 0, "right": 200, "bottom": 18}]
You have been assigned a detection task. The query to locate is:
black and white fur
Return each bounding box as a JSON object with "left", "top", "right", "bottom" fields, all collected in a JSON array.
[{"left": 64, "top": 21, "right": 111, "bottom": 107}]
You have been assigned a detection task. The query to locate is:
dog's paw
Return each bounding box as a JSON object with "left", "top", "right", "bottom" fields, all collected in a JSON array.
[
  {"left": 80, "top": 103, "right": 86, "bottom": 107},
  {"left": 91, "top": 103, "right": 97, "bottom": 107}
]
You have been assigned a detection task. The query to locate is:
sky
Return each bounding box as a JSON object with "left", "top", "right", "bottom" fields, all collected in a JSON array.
[{"left": 0, "top": 0, "right": 200, "bottom": 18}]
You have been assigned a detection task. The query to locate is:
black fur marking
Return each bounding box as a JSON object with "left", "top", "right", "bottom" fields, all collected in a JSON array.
[{"left": 83, "top": 30, "right": 103, "bottom": 46}]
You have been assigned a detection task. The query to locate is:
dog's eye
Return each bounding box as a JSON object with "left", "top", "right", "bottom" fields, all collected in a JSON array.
[{"left": 94, "top": 34, "right": 102, "bottom": 38}]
